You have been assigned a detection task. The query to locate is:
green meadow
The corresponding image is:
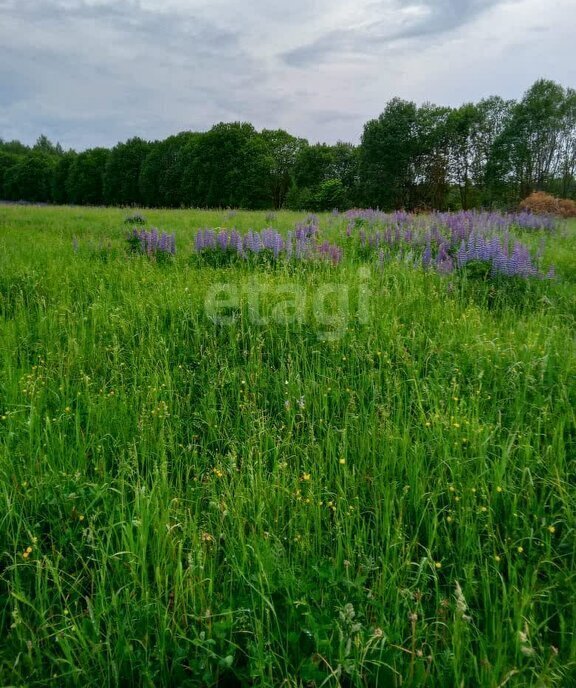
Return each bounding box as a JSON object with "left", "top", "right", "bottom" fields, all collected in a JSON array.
[{"left": 0, "top": 205, "right": 575, "bottom": 687}]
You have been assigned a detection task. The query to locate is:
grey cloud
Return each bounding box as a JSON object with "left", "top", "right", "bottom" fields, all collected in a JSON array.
[
  {"left": 391, "top": 0, "right": 505, "bottom": 38},
  {"left": 314, "top": 110, "right": 362, "bottom": 124},
  {"left": 283, "top": 0, "right": 511, "bottom": 67},
  {"left": 283, "top": 35, "right": 345, "bottom": 69},
  {"left": 0, "top": 0, "right": 271, "bottom": 148},
  {"left": 2, "top": 0, "right": 241, "bottom": 61},
  {"left": 0, "top": 67, "right": 33, "bottom": 107},
  {"left": 0, "top": 0, "right": 572, "bottom": 149}
]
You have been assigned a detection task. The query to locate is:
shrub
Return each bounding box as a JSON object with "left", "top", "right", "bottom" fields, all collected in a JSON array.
[{"left": 124, "top": 213, "right": 147, "bottom": 225}]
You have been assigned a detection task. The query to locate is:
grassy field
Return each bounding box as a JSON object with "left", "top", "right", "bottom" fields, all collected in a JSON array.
[{"left": 0, "top": 205, "right": 575, "bottom": 687}]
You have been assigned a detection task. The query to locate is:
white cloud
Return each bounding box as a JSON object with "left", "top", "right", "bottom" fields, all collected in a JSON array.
[{"left": 0, "top": 0, "right": 574, "bottom": 149}]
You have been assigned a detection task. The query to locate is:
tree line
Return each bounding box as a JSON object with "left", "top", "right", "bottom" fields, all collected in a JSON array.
[{"left": 1, "top": 79, "right": 575, "bottom": 212}]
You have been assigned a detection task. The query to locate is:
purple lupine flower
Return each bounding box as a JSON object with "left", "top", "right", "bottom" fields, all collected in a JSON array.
[
  {"left": 435, "top": 243, "right": 453, "bottom": 273},
  {"left": 422, "top": 243, "right": 432, "bottom": 269},
  {"left": 244, "top": 230, "right": 264, "bottom": 254},
  {"left": 217, "top": 230, "right": 229, "bottom": 251},
  {"left": 230, "top": 230, "right": 243, "bottom": 255},
  {"left": 128, "top": 227, "right": 176, "bottom": 258},
  {"left": 193, "top": 226, "right": 332, "bottom": 264},
  {"left": 507, "top": 243, "right": 537, "bottom": 277},
  {"left": 285, "top": 231, "right": 294, "bottom": 260},
  {"left": 456, "top": 240, "right": 467, "bottom": 268},
  {"left": 317, "top": 241, "right": 343, "bottom": 265},
  {"left": 453, "top": 233, "right": 547, "bottom": 278},
  {"left": 295, "top": 223, "right": 318, "bottom": 241},
  {"left": 261, "top": 229, "right": 284, "bottom": 258},
  {"left": 343, "top": 209, "right": 555, "bottom": 279},
  {"left": 195, "top": 228, "right": 216, "bottom": 251},
  {"left": 294, "top": 235, "right": 310, "bottom": 260}
]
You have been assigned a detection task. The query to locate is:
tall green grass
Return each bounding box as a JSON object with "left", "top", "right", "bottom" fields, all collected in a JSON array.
[{"left": 0, "top": 206, "right": 575, "bottom": 687}]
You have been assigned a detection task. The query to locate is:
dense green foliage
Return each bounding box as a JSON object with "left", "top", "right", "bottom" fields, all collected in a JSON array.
[
  {"left": 1, "top": 79, "right": 575, "bottom": 211},
  {"left": 103, "top": 138, "right": 152, "bottom": 207},
  {"left": 0, "top": 206, "right": 575, "bottom": 687}
]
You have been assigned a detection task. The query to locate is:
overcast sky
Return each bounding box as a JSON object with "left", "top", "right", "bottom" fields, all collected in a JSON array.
[{"left": 0, "top": 0, "right": 574, "bottom": 150}]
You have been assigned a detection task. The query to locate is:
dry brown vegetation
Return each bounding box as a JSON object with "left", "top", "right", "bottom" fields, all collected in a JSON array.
[{"left": 519, "top": 191, "right": 576, "bottom": 218}]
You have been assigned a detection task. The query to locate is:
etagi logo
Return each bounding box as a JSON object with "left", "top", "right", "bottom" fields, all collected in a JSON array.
[{"left": 204, "top": 267, "right": 372, "bottom": 341}]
